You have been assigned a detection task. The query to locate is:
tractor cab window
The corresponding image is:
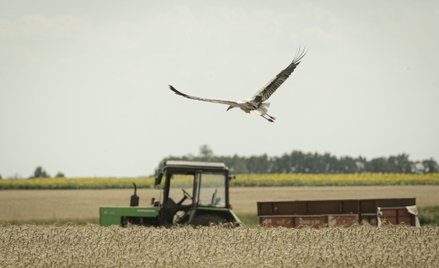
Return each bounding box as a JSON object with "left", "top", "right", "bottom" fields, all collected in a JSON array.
[
  {"left": 198, "top": 173, "right": 226, "bottom": 207},
  {"left": 169, "top": 174, "right": 193, "bottom": 205}
]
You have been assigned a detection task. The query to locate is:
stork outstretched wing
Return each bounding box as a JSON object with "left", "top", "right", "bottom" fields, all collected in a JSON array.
[
  {"left": 250, "top": 48, "right": 306, "bottom": 104},
  {"left": 169, "top": 85, "right": 239, "bottom": 107}
]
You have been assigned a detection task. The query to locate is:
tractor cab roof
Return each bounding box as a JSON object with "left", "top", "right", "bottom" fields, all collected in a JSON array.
[{"left": 155, "top": 160, "right": 229, "bottom": 185}]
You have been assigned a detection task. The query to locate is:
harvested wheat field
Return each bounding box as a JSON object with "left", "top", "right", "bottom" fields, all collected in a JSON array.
[
  {"left": 0, "top": 225, "right": 438, "bottom": 268},
  {"left": 1, "top": 186, "right": 439, "bottom": 221}
]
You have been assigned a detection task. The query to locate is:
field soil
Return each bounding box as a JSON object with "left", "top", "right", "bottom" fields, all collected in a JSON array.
[{"left": 1, "top": 186, "right": 439, "bottom": 221}]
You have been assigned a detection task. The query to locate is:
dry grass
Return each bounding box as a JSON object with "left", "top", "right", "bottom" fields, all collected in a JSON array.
[
  {"left": 1, "top": 186, "right": 439, "bottom": 221},
  {"left": 0, "top": 224, "right": 438, "bottom": 267}
]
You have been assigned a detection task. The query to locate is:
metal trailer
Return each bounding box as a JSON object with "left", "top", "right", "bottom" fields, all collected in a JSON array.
[{"left": 257, "top": 198, "right": 418, "bottom": 228}]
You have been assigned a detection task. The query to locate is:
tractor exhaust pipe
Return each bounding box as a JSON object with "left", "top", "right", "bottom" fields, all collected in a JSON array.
[{"left": 130, "top": 182, "right": 139, "bottom": 207}]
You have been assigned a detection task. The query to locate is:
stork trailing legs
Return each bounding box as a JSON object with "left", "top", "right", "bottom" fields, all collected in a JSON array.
[{"left": 261, "top": 114, "right": 276, "bottom": 123}]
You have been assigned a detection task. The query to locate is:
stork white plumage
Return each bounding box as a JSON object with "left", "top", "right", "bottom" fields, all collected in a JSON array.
[{"left": 169, "top": 48, "right": 306, "bottom": 122}]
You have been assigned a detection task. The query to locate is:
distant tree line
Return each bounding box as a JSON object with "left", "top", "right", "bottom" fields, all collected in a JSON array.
[
  {"left": 0, "top": 167, "right": 65, "bottom": 179},
  {"left": 29, "top": 166, "right": 65, "bottom": 179},
  {"left": 162, "top": 145, "right": 439, "bottom": 174}
]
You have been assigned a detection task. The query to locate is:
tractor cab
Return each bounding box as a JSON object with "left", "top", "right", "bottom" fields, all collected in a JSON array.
[
  {"left": 99, "top": 160, "right": 240, "bottom": 227},
  {"left": 155, "top": 160, "right": 239, "bottom": 225}
]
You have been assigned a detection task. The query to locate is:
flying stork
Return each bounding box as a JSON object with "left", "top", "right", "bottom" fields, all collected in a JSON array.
[{"left": 169, "top": 48, "right": 306, "bottom": 122}]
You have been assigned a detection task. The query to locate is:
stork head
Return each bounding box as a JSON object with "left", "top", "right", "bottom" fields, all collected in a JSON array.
[{"left": 226, "top": 105, "right": 236, "bottom": 111}]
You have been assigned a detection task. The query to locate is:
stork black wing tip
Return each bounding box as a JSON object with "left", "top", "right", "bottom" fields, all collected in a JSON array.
[
  {"left": 168, "top": 84, "right": 186, "bottom": 97},
  {"left": 169, "top": 84, "right": 177, "bottom": 92},
  {"left": 293, "top": 47, "right": 307, "bottom": 64}
]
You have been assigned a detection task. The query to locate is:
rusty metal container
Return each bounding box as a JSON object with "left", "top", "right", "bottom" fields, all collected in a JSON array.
[
  {"left": 294, "top": 215, "right": 328, "bottom": 228},
  {"left": 259, "top": 215, "right": 328, "bottom": 228},
  {"left": 259, "top": 216, "right": 295, "bottom": 227},
  {"left": 257, "top": 198, "right": 417, "bottom": 228},
  {"left": 359, "top": 213, "right": 378, "bottom": 226},
  {"left": 328, "top": 214, "right": 359, "bottom": 227},
  {"left": 378, "top": 207, "right": 417, "bottom": 226},
  {"left": 259, "top": 214, "right": 359, "bottom": 228}
]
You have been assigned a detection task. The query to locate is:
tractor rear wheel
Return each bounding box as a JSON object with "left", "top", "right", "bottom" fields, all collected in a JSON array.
[{"left": 191, "top": 214, "right": 227, "bottom": 226}]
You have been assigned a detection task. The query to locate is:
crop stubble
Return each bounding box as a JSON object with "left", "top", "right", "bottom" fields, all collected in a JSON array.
[{"left": 0, "top": 225, "right": 438, "bottom": 268}]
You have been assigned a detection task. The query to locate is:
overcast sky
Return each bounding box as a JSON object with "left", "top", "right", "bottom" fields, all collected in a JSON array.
[{"left": 1, "top": 1, "right": 438, "bottom": 177}]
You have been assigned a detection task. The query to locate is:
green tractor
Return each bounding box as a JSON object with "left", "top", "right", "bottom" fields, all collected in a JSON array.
[{"left": 99, "top": 160, "right": 241, "bottom": 227}]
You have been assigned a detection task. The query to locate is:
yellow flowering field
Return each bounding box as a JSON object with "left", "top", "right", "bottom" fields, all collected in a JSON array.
[
  {"left": 0, "top": 177, "right": 155, "bottom": 190},
  {"left": 232, "top": 173, "right": 439, "bottom": 187},
  {"left": 1, "top": 173, "right": 438, "bottom": 189}
]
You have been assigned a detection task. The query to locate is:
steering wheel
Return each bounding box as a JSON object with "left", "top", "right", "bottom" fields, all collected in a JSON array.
[
  {"left": 172, "top": 189, "right": 193, "bottom": 224},
  {"left": 177, "top": 189, "right": 192, "bottom": 205},
  {"left": 181, "top": 188, "right": 193, "bottom": 200}
]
